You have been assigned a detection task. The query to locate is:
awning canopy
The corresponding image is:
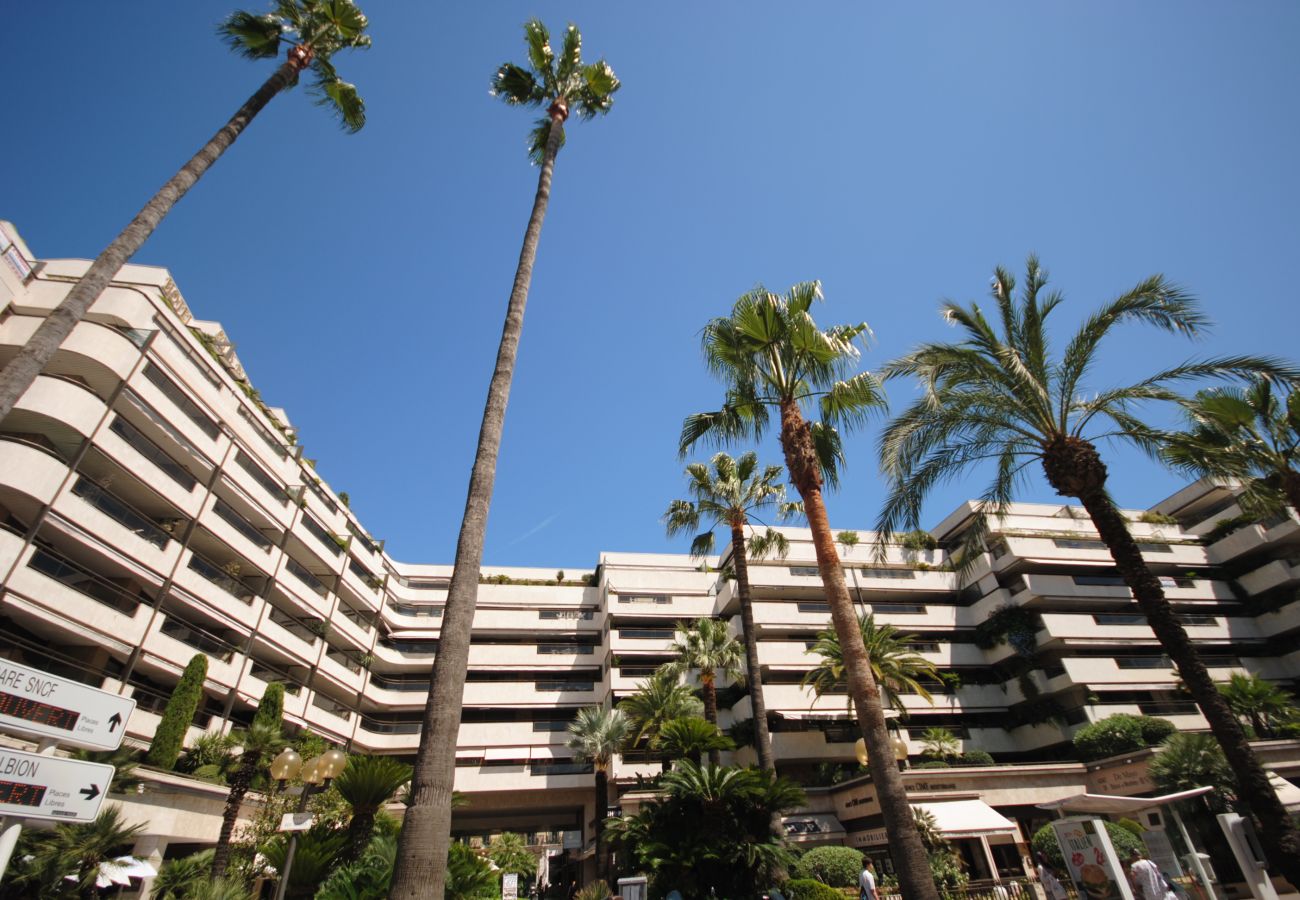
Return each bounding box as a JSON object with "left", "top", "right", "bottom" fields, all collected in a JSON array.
[
  {"left": 913, "top": 799, "right": 1016, "bottom": 837},
  {"left": 1037, "top": 786, "right": 1214, "bottom": 814}
]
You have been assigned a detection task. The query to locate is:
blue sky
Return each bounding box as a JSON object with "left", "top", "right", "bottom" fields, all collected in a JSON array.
[{"left": 3, "top": 3, "right": 1297, "bottom": 568}]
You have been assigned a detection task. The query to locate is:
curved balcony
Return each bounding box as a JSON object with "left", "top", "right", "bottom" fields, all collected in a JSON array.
[
  {"left": 0, "top": 436, "right": 69, "bottom": 508},
  {"left": 12, "top": 373, "right": 106, "bottom": 438}
]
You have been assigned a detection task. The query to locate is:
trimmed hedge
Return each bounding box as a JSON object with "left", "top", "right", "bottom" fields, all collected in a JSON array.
[
  {"left": 957, "top": 750, "right": 995, "bottom": 766},
  {"left": 785, "top": 879, "right": 845, "bottom": 900},
  {"left": 794, "top": 846, "right": 863, "bottom": 888},
  {"left": 1072, "top": 714, "right": 1176, "bottom": 761},
  {"left": 1032, "top": 821, "right": 1144, "bottom": 869},
  {"left": 252, "top": 682, "right": 285, "bottom": 732},
  {"left": 147, "top": 654, "right": 208, "bottom": 769}
]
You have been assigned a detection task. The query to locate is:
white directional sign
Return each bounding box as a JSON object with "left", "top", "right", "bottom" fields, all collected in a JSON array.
[
  {"left": 0, "top": 661, "right": 135, "bottom": 751},
  {"left": 0, "top": 747, "right": 114, "bottom": 823}
]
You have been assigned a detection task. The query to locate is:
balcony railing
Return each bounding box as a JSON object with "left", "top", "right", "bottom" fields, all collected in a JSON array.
[
  {"left": 142, "top": 363, "right": 219, "bottom": 440},
  {"left": 285, "top": 557, "right": 328, "bottom": 597},
  {"left": 27, "top": 546, "right": 145, "bottom": 614},
  {"left": 160, "top": 616, "right": 238, "bottom": 662},
  {"left": 109, "top": 416, "right": 197, "bottom": 491},
  {"left": 370, "top": 674, "right": 430, "bottom": 692},
  {"left": 387, "top": 600, "right": 443, "bottom": 618},
  {"left": 311, "top": 693, "right": 354, "bottom": 721},
  {"left": 212, "top": 498, "right": 273, "bottom": 551},
  {"left": 238, "top": 406, "right": 289, "bottom": 460},
  {"left": 235, "top": 450, "right": 287, "bottom": 505},
  {"left": 248, "top": 662, "right": 304, "bottom": 695},
  {"left": 71, "top": 477, "right": 171, "bottom": 549},
  {"left": 301, "top": 513, "right": 342, "bottom": 557},
  {"left": 187, "top": 553, "right": 257, "bottom": 603},
  {"left": 358, "top": 715, "right": 421, "bottom": 734}
]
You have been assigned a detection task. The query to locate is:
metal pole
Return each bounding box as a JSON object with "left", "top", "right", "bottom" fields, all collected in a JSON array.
[
  {"left": 273, "top": 784, "right": 314, "bottom": 900},
  {"left": 1170, "top": 805, "right": 1218, "bottom": 900}
]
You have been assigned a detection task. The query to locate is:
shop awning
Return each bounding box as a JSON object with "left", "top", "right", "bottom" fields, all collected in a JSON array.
[
  {"left": 913, "top": 799, "right": 1017, "bottom": 837},
  {"left": 1036, "top": 786, "right": 1214, "bottom": 814}
]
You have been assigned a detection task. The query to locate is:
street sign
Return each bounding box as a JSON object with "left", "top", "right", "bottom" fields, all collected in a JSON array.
[
  {"left": 0, "top": 747, "right": 114, "bottom": 823},
  {"left": 0, "top": 661, "right": 135, "bottom": 751}
]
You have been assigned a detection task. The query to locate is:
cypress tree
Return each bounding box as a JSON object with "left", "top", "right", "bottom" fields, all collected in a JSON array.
[
  {"left": 146, "top": 654, "right": 208, "bottom": 769},
  {"left": 252, "top": 682, "right": 285, "bottom": 732}
]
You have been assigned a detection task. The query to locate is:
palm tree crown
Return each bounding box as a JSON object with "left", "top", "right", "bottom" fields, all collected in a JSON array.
[
  {"left": 680, "top": 282, "right": 886, "bottom": 487},
  {"left": 1161, "top": 377, "right": 1300, "bottom": 514},
  {"left": 803, "top": 612, "right": 941, "bottom": 713},
  {"left": 618, "top": 671, "right": 704, "bottom": 749},
  {"left": 1217, "top": 672, "right": 1297, "bottom": 738},
  {"left": 567, "top": 706, "right": 631, "bottom": 771},
  {"left": 491, "top": 19, "right": 620, "bottom": 162},
  {"left": 220, "top": 0, "right": 371, "bottom": 131},
  {"left": 661, "top": 618, "right": 746, "bottom": 690},
  {"left": 876, "top": 256, "right": 1292, "bottom": 556},
  {"left": 664, "top": 451, "right": 797, "bottom": 558}
]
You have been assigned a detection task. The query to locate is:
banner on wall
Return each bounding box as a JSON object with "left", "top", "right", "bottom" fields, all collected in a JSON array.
[{"left": 1050, "top": 817, "right": 1136, "bottom": 900}]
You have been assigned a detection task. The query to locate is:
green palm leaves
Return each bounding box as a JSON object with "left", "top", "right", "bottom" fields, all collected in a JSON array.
[
  {"left": 877, "top": 257, "right": 1295, "bottom": 557},
  {"left": 664, "top": 451, "right": 797, "bottom": 558},
  {"left": 661, "top": 618, "right": 746, "bottom": 691},
  {"left": 491, "top": 20, "right": 620, "bottom": 162},
  {"left": 618, "top": 670, "right": 703, "bottom": 749},
  {"left": 681, "top": 282, "right": 886, "bottom": 487},
  {"left": 1162, "top": 377, "right": 1300, "bottom": 514},
  {"left": 219, "top": 0, "right": 372, "bottom": 132},
  {"left": 567, "top": 706, "right": 631, "bottom": 771},
  {"left": 802, "top": 612, "right": 941, "bottom": 713}
]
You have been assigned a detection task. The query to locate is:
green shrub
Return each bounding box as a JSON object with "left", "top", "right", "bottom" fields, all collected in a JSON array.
[
  {"left": 795, "top": 846, "right": 863, "bottom": 887},
  {"left": 1032, "top": 821, "right": 1144, "bottom": 869},
  {"left": 147, "top": 654, "right": 208, "bottom": 769},
  {"left": 914, "top": 759, "right": 951, "bottom": 769},
  {"left": 785, "top": 878, "right": 845, "bottom": 900},
  {"left": 1138, "top": 716, "right": 1176, "bottom": 745},
  {"left": 1071, "top": 714, "right": 1145, "bottom": 761},
  {"left": 1205, "top": 515, "right": 1254, "bottom": 543},
  {"left": 956, "top": 750, "right": 995, "bottom": 766},
  {"left": 1137, "top": 511, "right": 1179, "bottom": 525},
  {"left": 1116, "top": 817, "right": 1145, "bottom": 837},
  {"left": 901, "top": 530, "right": 938, "bottom": 551}
]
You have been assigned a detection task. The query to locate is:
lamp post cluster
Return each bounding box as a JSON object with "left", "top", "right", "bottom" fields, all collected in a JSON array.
[{"left": 268, "top": 746, "right": 348, "bottom": 900}]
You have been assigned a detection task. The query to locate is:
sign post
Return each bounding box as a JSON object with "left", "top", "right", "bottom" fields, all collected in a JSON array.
[
  {"left": 0, "top": 660, "right": 135, "bottom": 751},
  {"left": 1050, "top": 817, "right": 1136, "bottom": 900}
]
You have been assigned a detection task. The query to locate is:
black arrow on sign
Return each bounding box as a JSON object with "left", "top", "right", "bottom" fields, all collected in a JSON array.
[
  {"left": 79, "top": 784, "right": 100, "bottom": 801},
  {"left": 107, "top": 713, "right": 122, "bottom": 733}
]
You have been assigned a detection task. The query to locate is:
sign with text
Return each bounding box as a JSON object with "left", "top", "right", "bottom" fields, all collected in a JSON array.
[
  {"left": 0, "top": 661, "right": 135, "bottom": 751},
  {"left": 1051, "top": 817, "right": 1135, "bottom": 900},
  {"left": 278, "top": 812, "right": 314, "bottom": 832},
  {"left": 502, "top": 873, "right": 518, "bottom": 900},
  {"left": 0, "top": 747, "right": 113, "bottom": 823}
]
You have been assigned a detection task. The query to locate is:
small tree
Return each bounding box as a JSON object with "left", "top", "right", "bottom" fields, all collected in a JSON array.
[
  {"left": 1071, "top": 714, "right": 1145, "bottom": 761},
  {"left": 147, "top": 653, "right": 208, "bottom": 769},
  {"left": 796, "top": 845, "right": 863, "bottom": 887},
  {"left": 252, "top": 682, "right": 285, "bottom": 732}
]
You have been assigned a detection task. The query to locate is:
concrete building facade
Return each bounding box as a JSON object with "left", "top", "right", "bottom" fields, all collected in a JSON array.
[{"left": 0, "top": 222, "right": 1297, "bottom": 882}]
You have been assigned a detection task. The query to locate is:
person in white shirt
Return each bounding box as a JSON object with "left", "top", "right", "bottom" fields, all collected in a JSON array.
[
  {"left": 859, "top": 860, "right": 878, "bottom": 900},
  {"left": 1036, "top": 852, "right": 1069, "bottom": 900},
  {"left": 1129, "top": 849, "right": 1164, "bottom": 900}
]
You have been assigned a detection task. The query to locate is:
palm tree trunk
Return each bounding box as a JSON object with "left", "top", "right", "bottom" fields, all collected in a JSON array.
[
  {"left": 344, "top": 808, "right": 376, "bottom": 868},
  {"left": 777, "top": 401, "right": 938, "bottom": 900},
  {"left": 0, "top": 57, "right": 304, "bottom": 425},
  {"left": 701, "top": 675, "right": 721, "bottom": 766},
  {"left": 210, "top": 756, "right": 256, "bottom": 878},
  {"left": 388, "top": 110, "right": 566, "bottom": 900},
  {"left": 1047, "top": 440, "right": 1300, "bottom": 888},
  {"left": 594, "top": 766, "right": 610, "bottom": 884},
  {"left": 730, "top": 521, "right": 774, "bottom": 772}
]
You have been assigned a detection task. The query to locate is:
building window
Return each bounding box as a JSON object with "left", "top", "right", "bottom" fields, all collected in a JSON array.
[
  {"left": 789, "top": 566, "right": 820, "bottom": 577},
  {"left": 1093, "top": 614, "right": 1146, "bottom": 625},
  {"left": 797, "top": 602, "right": 831, "bottom": 614},
  {"left": 860, "top": 567, "right": 917, "bottom": 579},
  {"left": 617, "top": 594, "right": 671, "bottom": 604},
  {"left": 1053, "top": 538, "right": 1107, "bottom": 550}
]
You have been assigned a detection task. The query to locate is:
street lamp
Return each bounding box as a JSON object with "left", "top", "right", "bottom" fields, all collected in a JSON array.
[
  {"left": 272, "top": 749, "right": 348, "bottom": 900},
  {"left": 854, "top": 735, "right": 910, "bottom": 769}
]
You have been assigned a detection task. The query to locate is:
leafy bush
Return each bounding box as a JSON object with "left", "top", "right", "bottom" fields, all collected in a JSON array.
[
  {"left": 1205, "top": 514, "right": 1254, "bottom": 543},
  {"left": 252, "top": 682, "right": 285, "bottom": 731},
  {"left": 901, "top": 530, "right": 939, "bottom": 551},
  {"left": 794, "top": 846, "right": 863, "bottom": 887},
  {"left": 1138, "top": 716, "right": 1176, "bottom": 745},
  {"left": 1137, "top": 511, "right": 1179, "bottom": 525},
  {"left": 974, "top": 604, "right": 1041, "bottom": 657},
  {"left": 1071, "top": 714, "right": 1146, "bottom": 760},
  {"left": 914, "top": 759, "right": 951, "bottom": 769},
  {"left": 1032, "top": 821, "right": 1143, "bottom": 869},
  {"left": 147, "top": 654, "right": 208, "bottom": 769},
  {"left": 1116, "top": 817, "right": 1145, "bottom": 837},
  {"left": 956, "top": 749, "right": 995, "bottom": 766},
  {"left": 785, "top": 878, "right": 845, "bottom": 900}
]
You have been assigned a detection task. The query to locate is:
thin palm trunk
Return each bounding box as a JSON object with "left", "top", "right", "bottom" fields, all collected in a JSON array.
[
  {"left": 0, "top": 56, "right": 306, "bottom": 425},
  {"left": 344, "top": 807, "right": 378, "bottom": 867},
  {"left": 210, "top": 753, "right": 257, "bottom": 878},
  {"left": 594, "top": 766, "right": 608, "bottom": 884},
  {"left": 1045, "top": 437, "right": 1300, "bottom": 887},
  {"left": 700, "top": 675, "right": 721, "bottom": 766},
  {"left": 730, "top": 520, "right": 774, "bottom": 771},
  {"left": 389, "top": 109, "right": 565, "bottom": 900},
  {"left": 779, "top": 401, "right": 938, "bottom": 900}
]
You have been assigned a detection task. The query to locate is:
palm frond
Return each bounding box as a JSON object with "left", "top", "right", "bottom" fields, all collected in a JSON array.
[
  {"left": 309, "top": 61, "right": 365, "bottom": 132},
  {"left": 218, "top": 11, "right": 283, "bottom": 59}
]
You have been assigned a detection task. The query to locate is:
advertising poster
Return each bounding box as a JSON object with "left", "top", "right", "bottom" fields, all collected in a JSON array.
[{"left": 1050, "top": 817, "right": 1136, "bottom": 900}]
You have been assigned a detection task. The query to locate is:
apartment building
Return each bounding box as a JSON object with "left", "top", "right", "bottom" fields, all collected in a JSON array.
[{"left": 0, "top": 221, "right": 1297, "bottom": 876}]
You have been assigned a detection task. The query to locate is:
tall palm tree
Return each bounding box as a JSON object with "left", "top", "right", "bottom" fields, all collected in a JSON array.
[
  {"left": 390, "top": 23, "right": 618, "bottom": 899},
  {"left": 211, "top": 722, "right": 286, "bottom": 878},
  {"left": 652, "top": 716, "right": 735, "bottom": 766},
  {"left": 803, "top": 612, "right": 941, "bottom": 714},
  {"left": 0, "top": 0, "right": 371, "bottom": 425},
  {"left": 664, "top": 451, "right": 796, "bottom": 772},
  {"left": 1161, "top": 376, "right": 1300, "bottom": 514},
  {"left": 1217, "top": 672, "right": 1297, "bottom": 738},
  {"left": 566, "top": 706, "right": 631, "bottom": 885},
  {"left": 660, "top": 618, "right": 745, "bottom": 765},
  {"left": 333, "top": 755, "right": 412, "bottom": 867},
  {"left": 876, "top": 257, "right": 1300, "bottom": 884},
  {"left": 618, "top": 671, "right": 704, "bottom": 771},
  {"left": 678, "top": 281, "right": 937, "bottom": 900}
]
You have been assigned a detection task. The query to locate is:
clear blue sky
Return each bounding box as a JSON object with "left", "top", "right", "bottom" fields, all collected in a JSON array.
[{"left": 3, "top": 3, "right": 1297, "bottom": 568}]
